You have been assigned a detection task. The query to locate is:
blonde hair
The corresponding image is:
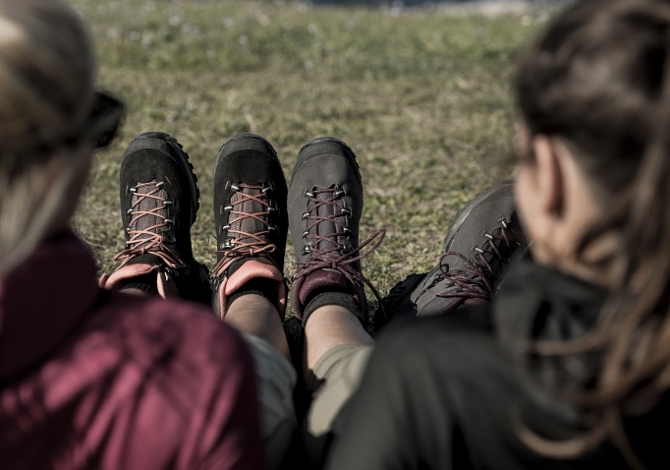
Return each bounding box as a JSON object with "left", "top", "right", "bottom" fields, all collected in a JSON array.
[{"left": 0, "top": 0, "right": 96, "bottom": 276}]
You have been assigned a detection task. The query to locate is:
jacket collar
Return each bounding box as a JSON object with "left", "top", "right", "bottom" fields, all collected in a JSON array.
[
  {"left": 0, "top": 230, "right": 100, "bottom": 379},
  {"left": 494, "top": 253, "right": 610, "bottom": 345}
]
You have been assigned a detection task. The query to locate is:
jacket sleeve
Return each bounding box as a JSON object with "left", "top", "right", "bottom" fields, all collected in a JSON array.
[{"left": 185, "top": 324, "right": 267, "bottom": 470}]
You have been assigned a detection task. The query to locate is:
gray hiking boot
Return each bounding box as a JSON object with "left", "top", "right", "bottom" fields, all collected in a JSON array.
[
  {"left": 375, "top": 181, "right": 527, "bottom": 328},
  {"left": 288, "top": 137, "right": 385, "bottom": 325}
]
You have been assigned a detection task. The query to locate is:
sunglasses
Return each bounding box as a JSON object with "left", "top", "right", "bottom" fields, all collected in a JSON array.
[{"left": 89, "top": 90, "right": 125, "bottom": 149}]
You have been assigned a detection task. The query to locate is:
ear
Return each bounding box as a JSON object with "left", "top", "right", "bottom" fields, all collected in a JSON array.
[{"left": 531, "top": 134, "right": 565, "bottom": 219}]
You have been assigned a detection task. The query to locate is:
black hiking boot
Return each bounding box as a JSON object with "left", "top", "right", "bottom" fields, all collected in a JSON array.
[
  {"left": 210, "top": 134, "right": 289, "bottom": 318},
  {"left": 101, "top": 132, "right": 211, "bottom": 304},
  {"left": 375, "top": 180, "right": 527, "bottom": 329},
  {"left": 288, "top": 137, "right": 385, "bottom": 326}
]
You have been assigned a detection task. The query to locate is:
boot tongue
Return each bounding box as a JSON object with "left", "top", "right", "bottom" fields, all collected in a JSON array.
[
  {"left": 231, "top": 186, "right": 267, "bottom": 246},
  {"left": 298, "top": 269, "right": 352, "bottom": 306},
  {"left": 313, "top": 189, "right": 347, "bottom": 252},
  {"left": 132, "top": 181, "right": 168, "bottom": 242}
]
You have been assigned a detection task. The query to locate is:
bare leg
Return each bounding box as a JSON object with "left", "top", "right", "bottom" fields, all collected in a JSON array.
[
  {"left": 304, "top": 305, "right": 375, "bottom": 371},
  {"left": 224, "top": 294, "right": 291, "bottom": 362}
]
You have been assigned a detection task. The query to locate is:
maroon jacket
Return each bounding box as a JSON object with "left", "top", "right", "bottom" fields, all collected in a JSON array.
[{"left": 0, "top": 231, "right": 265, "bottom": 469}]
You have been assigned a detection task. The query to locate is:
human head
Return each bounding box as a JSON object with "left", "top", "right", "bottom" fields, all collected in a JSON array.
[
  {"left": 513, "top": 0, "right": 670, "bottom": 462},
  {"left": 515, "top": 0, "right": 670, "bottom": 286},
  {"left": 0, "top": 0, "right": 95, "bottom": 276}
]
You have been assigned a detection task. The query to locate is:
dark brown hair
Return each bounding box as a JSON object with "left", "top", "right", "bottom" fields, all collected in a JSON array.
[{"left": 515, "top": 0, "right": 670, "bottom": 466}]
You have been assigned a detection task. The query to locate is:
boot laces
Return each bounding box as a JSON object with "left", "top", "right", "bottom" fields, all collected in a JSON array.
[
  {"left": 212, "top": 183, "right": 277, "bottom": 278},
  {"left": 294, "top": 186, "right": 386, "bottom": 309},
  {"left": 114, "top": 180, "right": 184, "bottom": 269},
  {"left": 434, "top": 218, "right": 520, "bottom": 302}
]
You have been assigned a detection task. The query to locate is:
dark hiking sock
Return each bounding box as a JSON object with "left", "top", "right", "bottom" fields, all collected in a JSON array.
[
  {"left": 303, "top": 291, "right": 362, "bottom": 326},
  {"left": 227, "top": 278, "right": 277, "bottom": 313}
]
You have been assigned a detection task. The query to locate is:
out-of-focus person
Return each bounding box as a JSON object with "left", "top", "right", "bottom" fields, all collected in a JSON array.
[{"left": 0, "top": 1, "right": 265, "bottom": 468}]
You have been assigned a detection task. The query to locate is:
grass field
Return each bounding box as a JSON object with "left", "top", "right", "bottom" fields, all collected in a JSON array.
[{"left": 71, "top": 0, "right": 547, "bottom": 314}]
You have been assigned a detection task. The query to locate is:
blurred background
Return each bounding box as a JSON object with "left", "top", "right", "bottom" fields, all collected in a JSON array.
[{"left": 71, "top": 0, "right": 564, "bottom": 311}]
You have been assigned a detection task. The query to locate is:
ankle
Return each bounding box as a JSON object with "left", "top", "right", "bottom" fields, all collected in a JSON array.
[{"left": 304, "top": 305, "right": 375, "bottom": 370}]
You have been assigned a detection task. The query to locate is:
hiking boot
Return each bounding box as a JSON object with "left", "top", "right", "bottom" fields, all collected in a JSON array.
[
  {"left": 288, "top": 137, "right": 385, "bottom": 325},
  {"left": 210, "top": 134, "right": 288, "bottom": 318},
  {"left": 100, "top": 132, "right": 211, "bottom": 303},
  {"left": 375, "top": 181, "right": 527, "bottom": 328}
]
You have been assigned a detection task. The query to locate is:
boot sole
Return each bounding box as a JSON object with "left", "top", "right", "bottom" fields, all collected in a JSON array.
[{"left": 129, "top": 131, "right": 200, "bottom": 226}]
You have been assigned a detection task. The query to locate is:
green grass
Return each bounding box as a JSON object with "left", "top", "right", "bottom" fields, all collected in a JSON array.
[{"left": 71, "top": 0, "right": 545, "bottom": 312}]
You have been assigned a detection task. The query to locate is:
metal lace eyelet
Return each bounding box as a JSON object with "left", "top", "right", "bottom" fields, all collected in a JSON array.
[
  {"left": 126, "top": 227, "right": 131, "bottom": 233},
  {"left": 222, "top": 224, "right": 231, "bottom": 230},
  {"left": 231, "top": 184, "right": 240, "bottom": 191},
  {"left": 164, "top": 200, "right": 174, "bottom": 206},
  {"left": 305, "top": 191, "right": 315, "bottom": 198},
  {"left": 268, "top": 206, "right": 276, "bottom": 212},
  {"left": 340, "top": 208, "right": 352, "bottom": 216},
  {"left": 302, "top": 246, "right": 311, "bottom": 255},
  {"left": 269, "top": 226, "right": 277, "bottom": 232},
  {"left": 127, "top": 208, "right": 134, "bottom": 215},
  {"left": 224, "top": 205, "right": 233, "bottom": 211},
  {"left": 156, "top": 181, "right": 165, "bottom": 188},
  {"left": 484, "top": 233, "right": 494, "bottom": 240},
  {"left": 335, "top": 190, "right": 345, "bottom": 197},
  {"left": 262, "top": 186, "right": 271, "bottom": 193},
  {"left": 500, "top": 220, "right": 509, "bottom": 229},
  {"left": 302, "top": 212, "right": 310, "bottom": 220},
  {"left": 129, "top": 187, "right": 137, "bottom": 193},
  {"left": 301, "top": 230, "right": 310, "bottom": 239},
  {"left": 343, "top": 227, "right": 352, "bottom": 234},
  {"left": 474, "top": 247, "right": 485, "bottom": 254}
]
